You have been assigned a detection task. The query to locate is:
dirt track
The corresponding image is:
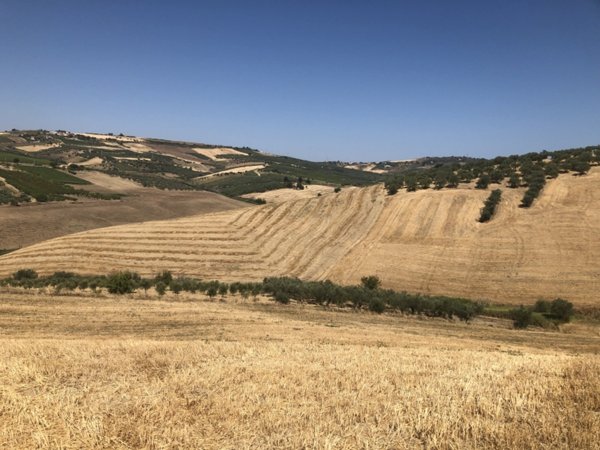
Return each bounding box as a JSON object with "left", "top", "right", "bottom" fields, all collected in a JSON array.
[{"left": 1, "top": 169, "right": 599, "bottom": 305}]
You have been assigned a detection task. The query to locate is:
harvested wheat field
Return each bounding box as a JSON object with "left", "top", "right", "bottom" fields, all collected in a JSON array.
[
  {"left": 193, "top": 147, "right": 248, "bottom": 160},
  {"left": 0, "top": 187, "right": 246, "bottom": 249},
  {"left": 0, "top": 290, "right": 598, "bottom": 449},
  {"left": 1, "top": 169, "right": 599, "bottom": 305},
  {"left": 242, "top": 184, "right": 351, "bottom": 203},
  {"left": 198, "top": 164, "right": 266, "bottom": 178}
]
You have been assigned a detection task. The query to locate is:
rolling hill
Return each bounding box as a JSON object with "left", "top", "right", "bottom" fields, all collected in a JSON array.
[{"left": 2, "top": 167, "right": 598, "bottom": 306}]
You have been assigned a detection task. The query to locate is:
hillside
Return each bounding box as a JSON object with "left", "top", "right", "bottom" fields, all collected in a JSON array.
[
  {"left": 0, "top": 129, "right": 381, "bottom": 203},
  {"left": 2, "top": 168, "right": 599, "bottom": 306}
]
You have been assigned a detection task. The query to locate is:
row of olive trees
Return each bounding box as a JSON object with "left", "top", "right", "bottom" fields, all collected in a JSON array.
[
  {"left": 262, "top": 275, "right": 484, "bottom": 321},
  {"left": 5, "top": 270, "right": 578, "bottom": 327},
  {"left": 3, "top": 270, "right": 484, "bottom": 322},
  {"left": 384, "top": 146, "right": 597, "bottom": 196},
  {"left": 478, "top": 189, "right": 502, "bottom": 222}
]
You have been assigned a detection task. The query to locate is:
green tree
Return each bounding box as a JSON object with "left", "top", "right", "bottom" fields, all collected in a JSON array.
[
  {"left": 510, "top": 306, "right": 532, "bottom": 329},
  {"left": 571, "top": 159, "right": 590, "bottom": 175},
  {"left": 106, "top": 271, "right": 140, "bottom": 295},
  {"left": 139, "top": 278, "right": 152, "bottom": 295},
  {"left": 154, "top": 270, "right": 173, "bottom": 286},
  {"left": 446, "top": 173, "right": 459, "bottom": 188},
  {"left": 207, "top": 286, "right": 218, "bottom": 299},
  {"left": 475, "top": 174, "right": 490, "bottom": 189},
  {"left": 368, "top": 297, "right": 385, "bottom": 313},
  {"left": 508, "top": 172, "right": 521, "bottom": 188},
  {"left": 13, "top": 269, "right": 38, "bottom": 281},
  {"left": 549, "top": 298, "right": 574, "bottom": 322},
  {"left": 361, "top": 275, "right": 381, "bottom": 290},
  {"left": 155, "top": 281, "right": 167, "bottom": 296}
]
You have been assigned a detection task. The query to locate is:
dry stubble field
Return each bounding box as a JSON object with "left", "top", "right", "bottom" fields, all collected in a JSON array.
[
  {"left": 2, "top": 168, "right": 598, "bottom": 305},
  {"left": 0, "top": 289, "right": 598, "bottom": 449}
]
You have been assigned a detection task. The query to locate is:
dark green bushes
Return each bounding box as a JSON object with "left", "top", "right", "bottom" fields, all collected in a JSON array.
[
  {"left": 534, "top": 298, "right": 574, "bottom": 323},
  {"left": 361, "top": 275, "right": 381, "bottom": 290},
  {"left": 520, "top": 167, "right": 546, "bottom": 207},
  {"left": 509, "top": 298, "right": 575, "bottom": 329},
  {"left": 478, "top": 189, "right": 502, "bottom": 223},
  {"left": 261, "top": 276, "right": 483, "bottom": 321},
  {"left": 2, "top": 269, "right": 485, "bottom": 321},
  {"left": 383, "top": 145, "right": 598, "bottom": 196},
  {"left": 475, "top": 174, "right": 491, "bottom": 189},
  {"left": 13, "top": 269, "right": 38, "bottom": 280},
  {"left": 510, "top": 306, "right": 532, "bottom": 329},
  {"left": 105, "top": 271, "right": 141, "bottom": 294},
  {"left": 3, "top": 270, "right": 576, "bottom": 327}
]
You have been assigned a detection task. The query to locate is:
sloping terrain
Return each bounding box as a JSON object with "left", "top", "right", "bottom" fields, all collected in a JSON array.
[
  {"left": 0, "top": 179, "right": 246, "bottom": 249},
  {"left": 0, "top": 130, "right": 381, "bottom": 198},
  {"left": 1, "top": 169, "right": 599, "bottom": 305}
]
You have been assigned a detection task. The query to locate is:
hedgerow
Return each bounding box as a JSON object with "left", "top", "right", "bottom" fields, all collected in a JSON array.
[
  {"left": 3, "top": 270, "right": 576, "bottom": 327},
  {"left": 3, "top": 270, "right": 485, "bottom": 322},
  {"left": 478, "top": 189, "right": 502, "bottom": 223}
]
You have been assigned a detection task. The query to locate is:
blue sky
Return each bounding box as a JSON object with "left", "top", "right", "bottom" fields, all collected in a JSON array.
[{"left": 1, "top": 0, "right": 599, "bottom": 161}]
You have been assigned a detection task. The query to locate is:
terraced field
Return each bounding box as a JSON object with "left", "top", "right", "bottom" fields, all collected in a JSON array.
[
  {"left": 0, "top": 185, "right": 385, "bottom": 282},
  {"left": 1, "top": 168, "right": 599, "bottom": 305}
]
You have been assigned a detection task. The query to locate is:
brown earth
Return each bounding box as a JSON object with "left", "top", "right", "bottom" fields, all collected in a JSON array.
[
  {"left": 1, "top": 168, "right": 598, "bottom": 305},
  {"left": 0, "top": 172, "right": 246, "bottom": 249}
]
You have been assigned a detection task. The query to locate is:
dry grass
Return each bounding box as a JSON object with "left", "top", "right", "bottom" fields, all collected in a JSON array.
[
  {"left": 1, "top": 169, "right": 599, "bottom": 305},
  {"left": 242, "top": 184, "right": 353, "bottom": 203},
  {"left": 0, "top": 291, "right": 598, "bottom": 449},
  {"left": 193, "top": 147, "right": 248, "bottom": 160}
]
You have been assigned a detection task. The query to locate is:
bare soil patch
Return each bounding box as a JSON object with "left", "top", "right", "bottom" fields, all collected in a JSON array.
[
  {"left": 16, "top": 143, "right": 61, "bottom": 152},
  {"left": 0, "top": 188, "right": 246, "bottom": 249},
  {"left": 193, "top": 147, "right": 248, "bottom": 160}
]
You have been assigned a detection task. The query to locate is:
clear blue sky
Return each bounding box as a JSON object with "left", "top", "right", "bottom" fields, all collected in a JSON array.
[{"left": 1, "top": 0, "right": 599, "bottom": 161}]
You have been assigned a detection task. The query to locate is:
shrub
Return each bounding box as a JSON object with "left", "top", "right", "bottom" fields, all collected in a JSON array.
[
  {"left": 229, "top": 283, "right": 240, "bottom": 295},
  {"left": 475, "top": 174, "right": 490, "bottom": 189},
  {"left": 154, "top": 270, "right": 173, "bottom": 286},
  {"left": 334, "top": 187, "right": 341, "bottom": 193},
  {"left": 368, "top": 297, "right": 385, "bottom": 313},
  {"left": 139, "top": 278, "right": 152, "bottom": 294},
  {"left": 106, "top": 271, "right": 140, "bottom": 294},
  {"left": 155, "top": 281, "right": 167, "bottom": 296},
  {"left": 510, "top": 306, "right": 532, "bottom": 329},
  {"left": 13, "top": 269, "right": 38, "bottom": 280},
  {"left": 170, "top": 279, "right": 183, "bottom": 294},
  {"left": 571, "top": 159, "right": 591, "bottom": 175},
  {"left": 508, "top": 172, "right": 521, "bottom": 188},
  {"left": 361, "top": 275, "right": 381, "bottom": 290},
  {"left": 274, "top": 291, "right": 290, "bottom": 304},
  {"left": 533, "top": 299, "right": 550, "bottom": 313},
  {"left": 549, "top": 298, "right": 574, "bottom": 323}
]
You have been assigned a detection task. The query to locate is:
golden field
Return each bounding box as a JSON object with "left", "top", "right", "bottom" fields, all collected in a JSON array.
[
  {"left": 0, "top": 290, "right": 598, "bottom": 449},
  {"left": 1, "top": 168, "right": 598, "bottom": 305}
]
